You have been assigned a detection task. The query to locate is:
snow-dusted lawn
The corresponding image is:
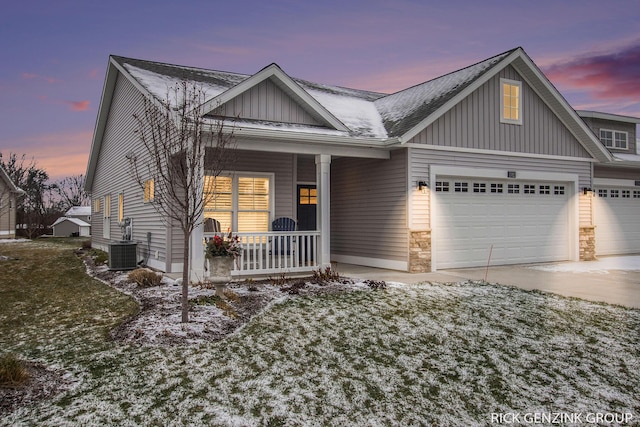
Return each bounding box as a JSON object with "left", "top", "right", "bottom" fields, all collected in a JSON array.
[{"left": 1, "top": 241, "right": 639, "bottom": 426}]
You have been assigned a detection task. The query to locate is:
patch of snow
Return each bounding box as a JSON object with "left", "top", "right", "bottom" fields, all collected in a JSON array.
[
  {"left": 528, "top": 256, "right": 640, "bottom": 274},
  {"left": 0, "top": 239, "right": 30, "bottom": 244}
]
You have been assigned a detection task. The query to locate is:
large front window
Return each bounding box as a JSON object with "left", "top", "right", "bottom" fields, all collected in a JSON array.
[{"left": 204, "top": 174, "right": 272, "bottom": 232}]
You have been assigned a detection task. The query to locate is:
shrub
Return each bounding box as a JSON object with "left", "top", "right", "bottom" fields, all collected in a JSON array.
[
  {"left": 128, "top": 268, "right": 163, "bottom": 288},
  {"left": 268, "top": 273, "right": 288, "bottom": 286},
  {"left": 0, "top": 353, "right": 30, "bottom": 387},
  {"left": 312, "top": 266, "right": 341, "bottom": 284}
]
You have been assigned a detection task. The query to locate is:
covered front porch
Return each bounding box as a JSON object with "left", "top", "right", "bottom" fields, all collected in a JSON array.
[{"left": 188, "top": 152, "right": 334, "bottom": 279}]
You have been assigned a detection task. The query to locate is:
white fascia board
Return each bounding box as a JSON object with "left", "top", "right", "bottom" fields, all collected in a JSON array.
[
  {"left": 199, "top": 64, "right": 350, "bottom": 132},
  {"left": 85, "top": 59, "right": 119, "bottom": 192},
  {"left": 398, "top": 49, "right": 521, "bottom": 144},
  {"left": 86, "top": 57, "right": 167, "bottom": 192}
]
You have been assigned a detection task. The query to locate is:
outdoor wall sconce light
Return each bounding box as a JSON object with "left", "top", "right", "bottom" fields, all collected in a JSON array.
[
  {"left": 418, "top": 181, "right": 428, "bottom": 191},
  {"left": 583, "top": 187, "right": 592, "bottom": 195}
]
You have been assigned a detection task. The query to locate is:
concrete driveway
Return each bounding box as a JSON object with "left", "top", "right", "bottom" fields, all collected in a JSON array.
[{"left": 336, "top": 256, "right": 640, "bottom": 309}]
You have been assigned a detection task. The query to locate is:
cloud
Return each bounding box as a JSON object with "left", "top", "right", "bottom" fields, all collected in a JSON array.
[
  {"left": 543, "top": 41, "right": 640, "bottom": 100},
  {"left": 21, "top": 72, "right": 60, "bottom": 84},
  {"left": 65, "top": 100, "right": 90, "bottom": 111},
  {"left": 35, "top": 96, "right": 91, "bottom": 112},
  {"left": 0, "top": 130, "right": 92, "bottom": 180}
]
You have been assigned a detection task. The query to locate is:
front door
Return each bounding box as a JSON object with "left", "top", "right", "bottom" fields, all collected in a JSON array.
[{"left": 297, "top": 185, "right": 317, "bottom": 231}]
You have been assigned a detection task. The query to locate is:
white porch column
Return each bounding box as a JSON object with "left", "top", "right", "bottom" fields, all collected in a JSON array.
[
  {"left": 189, "top": 220, "right": 206, "bottom": 282},
  {"left": 316, "top": 154, "right": 331, "bottom": 268}
]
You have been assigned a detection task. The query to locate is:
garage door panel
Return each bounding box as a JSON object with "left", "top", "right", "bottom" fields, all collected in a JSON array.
[
  {"left": 594, "top": 188, "right": 640, "bottom": 255},
  {"left": 435, "top": 177, "right": 571, "bottom": 269}
]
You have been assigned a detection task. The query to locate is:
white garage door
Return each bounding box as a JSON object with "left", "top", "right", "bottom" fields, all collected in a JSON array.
[
  {"left": 594, "top": 187, "right": 640, "bottom": 255},
  {"left": 434, "top": 178, "right": 571, "bottom": 269}
]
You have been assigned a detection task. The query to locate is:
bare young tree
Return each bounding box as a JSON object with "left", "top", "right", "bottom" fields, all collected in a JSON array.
[
  {"left": 129, "top": 81, "right": 236, "bottom": 323},
  {"left": 52, "top": 174, "right": 90, "bottom": 211}
]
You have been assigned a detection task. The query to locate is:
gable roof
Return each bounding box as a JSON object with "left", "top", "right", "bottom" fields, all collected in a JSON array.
[
  {"left": 65, "top": 206, "right": 91, "bottom": 217},
  {"left": 52, "top": 217, "right": 90, "bottom": 228},
  {"left": 87, "top": 48, "right": 616, "bottom": 191}
]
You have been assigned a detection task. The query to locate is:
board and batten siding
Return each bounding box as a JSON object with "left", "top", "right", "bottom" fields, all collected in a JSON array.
[
  {"left": 91, "top": 73, "right": 169, "bottom": 269},
  {"left": 218, "top": 78, "right": 322, "bottom": 126},
  {"left": 409, "top": 147, "right": 593, "bottom": 228},
  {"left": 331, "top": 149, "right": 408, "bottom": 266},
  {"left": 409, "top": 66, "right": 592, "bottom": 159}
]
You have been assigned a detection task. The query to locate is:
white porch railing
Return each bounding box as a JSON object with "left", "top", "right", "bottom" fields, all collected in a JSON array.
[{"left": 204, "top": 231, "right": 321, "bottom": 277}]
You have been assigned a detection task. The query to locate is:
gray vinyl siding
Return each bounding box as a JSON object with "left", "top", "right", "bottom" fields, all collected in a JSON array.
[
  {"left": 409, "top": 147, "right": 593, "bottom": 227},
  {"left": 90, "top": 74, "right": 168, "bottom": 266},
  {"left": 409, "top": 66, "right": 592, "bottom": 159},
  {"left": 331, "top": 149, "right": 408, "bottom": 262},
  {"left": 594, "top": 165, "right": 640, "bottom": 180},
  {"left": 219, "top": 78, "right": 322, "bottom": 126}
]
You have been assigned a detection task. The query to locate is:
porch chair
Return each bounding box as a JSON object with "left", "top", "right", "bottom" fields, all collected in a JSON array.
[{"left": 271, "top": 217, "right": 297, "bottom": 255}]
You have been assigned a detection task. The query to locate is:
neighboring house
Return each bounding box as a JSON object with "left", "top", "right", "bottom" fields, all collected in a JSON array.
[
  {"left": 578, "top": 111, "right": 640, "bottom": 256},
  {"left": 85, "top": 47, "right": 640, "bottom": 279},
  {"left": 65, "top": 206, "right": 92, "bottom": 224},
  {"left": 52, "top": 217, "right": 91, "bottom": 237},
  {"left": 0, "top": 164, "right": 23, "bottom": 239}
]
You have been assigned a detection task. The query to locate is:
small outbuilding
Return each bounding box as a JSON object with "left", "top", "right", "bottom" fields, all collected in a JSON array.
[{"left": 52, "top": 217, "right": 91, "bottom": 237}]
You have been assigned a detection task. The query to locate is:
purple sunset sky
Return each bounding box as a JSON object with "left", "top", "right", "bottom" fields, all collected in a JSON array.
[{"left": 1, "top": 0, "right": 639, "bottom": 181}]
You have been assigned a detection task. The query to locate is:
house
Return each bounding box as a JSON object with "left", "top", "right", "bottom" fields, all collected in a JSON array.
[
  {"left": 65, "top": 206, "right": 92, "bottom": 224},
  {"left": 0, "top": 164, "right": 23, "bottom": 239},
  {"left": 52, "top": 217, "right": 91, "bottom": 237},
  {"left": 85, "top": 47, "right": 640, "bottom": 279},
  {"left": 577, "top": 111, "right": 640, "bottom": 256}
]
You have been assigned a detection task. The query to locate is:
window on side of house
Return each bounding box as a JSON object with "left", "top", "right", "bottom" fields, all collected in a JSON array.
[
  {"left": 500, "top": 78, "right": 522, "bottom": 125},
  {"left": 600, "top": 129, "right": 628, "bottom": 149},
  {"left": 118, "top": 193, "right": 124, "bottom": 222},
  {"left": 94, "top": 198, "right": 101, "bottom": 213},
  {"left": 144, "top": 179, "right": 155, "bottom": 203}
]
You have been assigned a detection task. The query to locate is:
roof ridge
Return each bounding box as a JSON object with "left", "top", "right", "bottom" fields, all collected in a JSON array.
[
  {"left": 111, "top": 55, "right": 250, "bottom": 78},
  {"left": 378, "top": 47, "right": 520, "bottom": 100}
]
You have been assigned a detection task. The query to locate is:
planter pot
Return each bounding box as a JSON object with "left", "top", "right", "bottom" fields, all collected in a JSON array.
[{"left": 208, "top": 256, "right": 234, "bottom": 297}]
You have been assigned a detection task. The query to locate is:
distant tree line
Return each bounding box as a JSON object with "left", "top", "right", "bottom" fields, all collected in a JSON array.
[{"left": 0, "top": 152, "right": 89, "bottom": 238}]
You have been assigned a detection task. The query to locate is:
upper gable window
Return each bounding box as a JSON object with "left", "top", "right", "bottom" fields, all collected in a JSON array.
[
  {"left": 599, "top": 129, "right": 628, "bottom": 149},
  {"left": 500, "top": 79, "right": 522, "bottom": 125}
]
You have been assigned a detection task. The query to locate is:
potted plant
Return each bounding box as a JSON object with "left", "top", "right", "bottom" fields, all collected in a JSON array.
[{"left": 205, "top": 232, "right": 242, "bottom": 296}]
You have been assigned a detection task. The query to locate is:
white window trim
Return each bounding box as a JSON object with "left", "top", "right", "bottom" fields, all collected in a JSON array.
[
  {"left": 599, "top": 128, "right": 628, "bottom": 149},
  {"left": 500, "top": 78, "right": 523, "bottom": 125}
]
